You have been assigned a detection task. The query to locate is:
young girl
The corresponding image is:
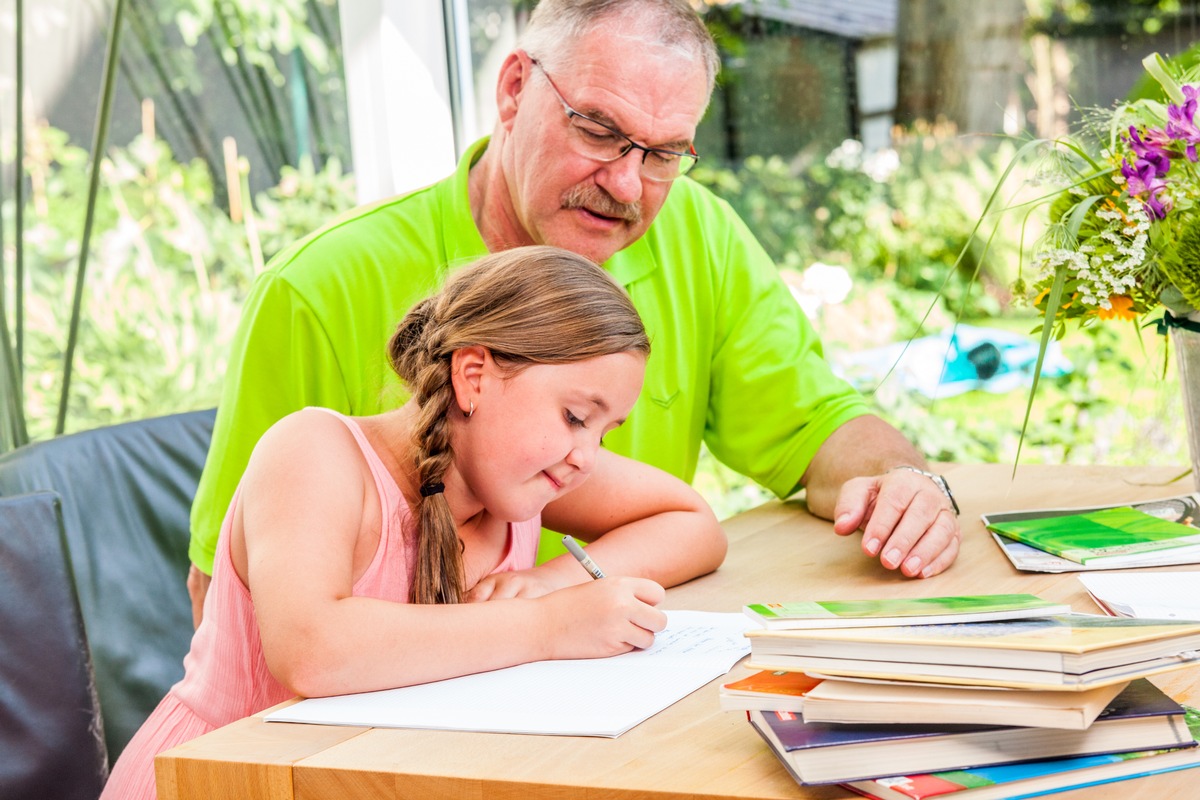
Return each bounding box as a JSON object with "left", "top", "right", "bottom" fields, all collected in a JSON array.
[{"left": 101, "top": 245, "right": 728, "bottom": 798}]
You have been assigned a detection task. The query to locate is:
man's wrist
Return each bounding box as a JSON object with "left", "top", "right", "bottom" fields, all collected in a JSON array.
[{"left": 888, "top": 465, "right": 960, "bottom": 516}]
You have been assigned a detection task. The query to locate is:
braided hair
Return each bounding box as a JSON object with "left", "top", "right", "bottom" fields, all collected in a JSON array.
[{"left": 387, "top": 246, "right": 650, "bottom": 604}]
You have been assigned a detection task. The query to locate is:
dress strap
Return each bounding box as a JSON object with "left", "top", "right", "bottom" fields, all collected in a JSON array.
[{"left": 304, "top": 407, "right": 409, "bottom": 588}]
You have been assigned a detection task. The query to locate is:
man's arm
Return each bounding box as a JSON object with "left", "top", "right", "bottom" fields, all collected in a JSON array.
[
  {"left": 802, "top": 415, "right": 961, "bottom": 578},
  {"left": 669, "top": 189, "right": 958, "bottom": 578},
  {"left": 186, "top": 567, "right": 212, "bottom": 629}
]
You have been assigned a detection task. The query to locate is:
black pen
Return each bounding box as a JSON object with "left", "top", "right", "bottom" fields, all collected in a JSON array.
[{"left": 562, "top": 535, "right": 607, "bottom": 579}]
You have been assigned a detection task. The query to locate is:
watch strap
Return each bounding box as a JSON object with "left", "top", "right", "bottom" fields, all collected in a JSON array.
[{"left": 888, "top": 465, "right": 960, "bottom": 516}]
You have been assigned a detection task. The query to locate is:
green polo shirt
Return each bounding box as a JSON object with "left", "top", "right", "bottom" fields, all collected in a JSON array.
[{"left": 189, "top": 138, "right": 870, "bottom": 573}]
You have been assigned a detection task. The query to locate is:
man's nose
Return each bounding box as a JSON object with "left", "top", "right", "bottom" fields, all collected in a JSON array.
[{"left": 595, "top": 149, "right": 645, "bottom": 206}]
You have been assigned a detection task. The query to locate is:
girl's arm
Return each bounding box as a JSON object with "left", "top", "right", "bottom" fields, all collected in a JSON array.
[
  {"left": 471, "top": 451, "right": 727, "bottom": 600},
  {"left": 235, "top": 410, "right": 665, "bottom": 699}
]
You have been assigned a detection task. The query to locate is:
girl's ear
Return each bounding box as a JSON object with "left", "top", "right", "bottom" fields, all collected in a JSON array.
[{"left": 449, "top": 345, "right": 489, "bottom": 416}]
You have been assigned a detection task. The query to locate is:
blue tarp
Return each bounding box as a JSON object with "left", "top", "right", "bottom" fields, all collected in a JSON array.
[{"left": 835, "top": 324, "right": 1074, "bottom": 399}]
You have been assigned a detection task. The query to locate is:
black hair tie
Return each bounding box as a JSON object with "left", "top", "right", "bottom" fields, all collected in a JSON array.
[{"left": 419, "top": 482, "right": 445, "bottom": 497}]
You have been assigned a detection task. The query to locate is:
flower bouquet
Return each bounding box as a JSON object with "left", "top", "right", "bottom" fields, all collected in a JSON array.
[
  {"left": 1012, "top": 53, "right": 1200, "bottom": 486},
  {"left": 1018, "top": 53, "right": 1200, "bottom": 329}
]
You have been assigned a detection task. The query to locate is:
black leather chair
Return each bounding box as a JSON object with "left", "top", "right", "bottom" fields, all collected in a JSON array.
[
  {"left": 0, "top": 408, "right": 216, "bottom": 764},
  {"left": 0, "top": 491, "right": 109, "bottom": 800}
]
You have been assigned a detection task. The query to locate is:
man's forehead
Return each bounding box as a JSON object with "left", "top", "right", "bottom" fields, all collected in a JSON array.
[
  {"left": 569, "top": 24, "right": 707, "bottom": 84},
  {"left": 556, "top": 38, "right": 708, "bottom": 136}
]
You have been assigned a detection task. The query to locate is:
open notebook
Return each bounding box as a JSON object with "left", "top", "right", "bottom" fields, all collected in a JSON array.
[{"left": 264, "top": 610, "right": 752, "bottom": 737}]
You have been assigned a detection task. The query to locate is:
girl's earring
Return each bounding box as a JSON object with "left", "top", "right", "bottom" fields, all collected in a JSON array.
[{"left": 464, "top": 400, "right": 475, "bottom": 419}]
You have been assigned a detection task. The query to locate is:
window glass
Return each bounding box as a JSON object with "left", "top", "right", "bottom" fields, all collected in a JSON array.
[
  {"left": 0, "top": 0, "right": 354, "bottom": 440},
  {"left": 5, "top": 0, "right": 1195, "bottom": 487},
  {"left": 460, "top": 0, "right": 524, "bottom": 144}
]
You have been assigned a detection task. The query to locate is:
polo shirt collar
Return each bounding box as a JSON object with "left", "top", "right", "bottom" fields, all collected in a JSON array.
[{"left": 603, "top": 234, "right": 658, "bottom": 287}]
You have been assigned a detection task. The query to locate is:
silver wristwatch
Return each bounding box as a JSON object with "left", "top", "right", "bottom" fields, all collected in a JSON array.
[{"left": 889, "top": 466, "right": 960, "bottom": 516}]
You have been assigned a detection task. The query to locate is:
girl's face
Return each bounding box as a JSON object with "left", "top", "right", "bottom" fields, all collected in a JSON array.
[{"left": 452, "top": 350, "right": 645, "bottom": 523}]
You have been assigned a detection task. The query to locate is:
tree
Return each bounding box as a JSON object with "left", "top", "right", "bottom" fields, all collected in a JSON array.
[{"left": 896, "top": 0, "right": 1028, "bottom": 135}]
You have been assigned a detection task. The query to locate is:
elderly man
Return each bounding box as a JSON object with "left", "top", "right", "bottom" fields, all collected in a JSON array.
[{"left": 187, "top": 0, "right": 960, "bottom": 622}]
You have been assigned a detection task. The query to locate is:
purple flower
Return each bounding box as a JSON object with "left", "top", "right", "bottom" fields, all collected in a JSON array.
[
  {"left": 1144, "top": 190, "right": 1172, "bottom": 219},
  {"left": 1166, "top": 84, "right": 1200, "bottom": 162},
  {"left": 1127, "top": 126, "right": 1172, "bottom": 174},
  {"left": 1121, "top": 157, "right": 1172, "bottom": 219}
]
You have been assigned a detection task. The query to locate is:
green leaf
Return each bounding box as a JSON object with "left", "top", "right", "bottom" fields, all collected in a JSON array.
[
  {"left": 1063, "top": 193, "right": 1106, "bottom": 243},
  {"left": 0, "top": 321, "right": 29, "bottom": 452},
  {"left": 1015, "top": 266, "right": 1069, "bottom": 475},
  {"left": 1143, "top": 52, "right": 1186, "bottom": 105}
]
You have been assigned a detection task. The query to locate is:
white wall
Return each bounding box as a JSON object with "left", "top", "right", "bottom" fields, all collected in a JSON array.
[
  {"left": 338, "top": 0, "right": 459, "bottom": 203},
  {"left": 0, "top": 2, "right": 106, "bottom": 138}
]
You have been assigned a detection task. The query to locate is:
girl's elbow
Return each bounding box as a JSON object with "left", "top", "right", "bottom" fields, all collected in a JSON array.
[
  {"left": 685, "top": 511, "right": 728, "bottom": 575},
  {"left": 263, "top": 633, "right": 343, "bottom": 698},
  {"left": 705, "top": 523, "right": 729, "bottom": 571},
  {"left": 696, "top": 501, "right": 727, "bottom": 567},
  {"left": 266, "top": 651, "right": 325, "bottom": 697}
]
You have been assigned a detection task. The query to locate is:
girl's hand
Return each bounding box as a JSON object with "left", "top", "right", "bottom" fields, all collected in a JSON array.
[
  {"left": 540, "top": 577, "right": 667, "bottom": 659},
  {"left": 466, "top": 570, "right": 563, "bottom": 602}
]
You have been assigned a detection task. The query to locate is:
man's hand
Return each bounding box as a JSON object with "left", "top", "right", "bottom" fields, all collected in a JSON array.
[
  {"left": 832, "top": 468, "right": 961, "bottom": 578},
  {"left": 187, "top": 563, "right": 212, "bottom": 629},
  {"left": 801, "top": 416, "right": 962, "bottom": 578}
]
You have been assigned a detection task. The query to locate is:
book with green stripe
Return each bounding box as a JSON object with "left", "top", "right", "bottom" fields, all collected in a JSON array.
[
  {"left": 985, "top": 506, "right": 1200, "bottom": 567},
  {"left": 745, "top": 614, "right": 1200, "bottom": 690},
  {"left": 743, "top": 594, "right": 1069, "bottom": 631}
]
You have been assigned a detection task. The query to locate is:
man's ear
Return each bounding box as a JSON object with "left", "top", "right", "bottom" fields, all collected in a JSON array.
[
  {"left": 450, "top": 345, "right": 489, "bottom": 415},
  {"left": 496, "top": 50, "right": 531, "bottom": 129}
]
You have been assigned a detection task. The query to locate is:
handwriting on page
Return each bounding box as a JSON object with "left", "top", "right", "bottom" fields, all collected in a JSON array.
[{"left": 631, "top": 611, "right": 755, "bottom": 658}]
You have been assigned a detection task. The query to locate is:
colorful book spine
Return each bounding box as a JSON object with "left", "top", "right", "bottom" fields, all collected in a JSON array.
[{"left": 844, "top": 707, "right": 1200, "bottom": 800}]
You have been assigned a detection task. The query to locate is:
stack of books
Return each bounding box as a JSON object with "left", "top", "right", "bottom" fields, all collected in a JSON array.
[{"left": 727, "top": 594, "right": 1200, "bottom": 797}]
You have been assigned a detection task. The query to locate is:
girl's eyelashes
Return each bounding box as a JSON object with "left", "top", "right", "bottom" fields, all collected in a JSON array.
[{"left": 565, "top": 409, "right": 587, "bottom": 428}]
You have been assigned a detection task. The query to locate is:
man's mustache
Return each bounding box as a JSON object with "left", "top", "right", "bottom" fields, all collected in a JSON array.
[{"left": 562, "top": 184, "right": 642, "bottom": 225}]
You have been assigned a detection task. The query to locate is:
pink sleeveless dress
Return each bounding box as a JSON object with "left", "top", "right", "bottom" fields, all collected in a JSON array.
[{"left": 101, "top": 409, "right": 540, "bottom": 799}]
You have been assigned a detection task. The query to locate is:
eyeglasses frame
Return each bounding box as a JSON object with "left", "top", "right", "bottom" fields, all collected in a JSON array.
[{"left": 528, "top": 57, "right": 699, "bottom": 181}]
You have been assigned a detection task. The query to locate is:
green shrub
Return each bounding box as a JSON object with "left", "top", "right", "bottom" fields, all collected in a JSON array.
[
  {"left": 2, "top": 123, "right": 355, "bottom": 441},
  {"left": 690, "top": 125, "right": 1025, "bottom": 319}
]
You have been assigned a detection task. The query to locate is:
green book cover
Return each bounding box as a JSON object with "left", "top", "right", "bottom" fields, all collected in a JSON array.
[
  {"left": 987, "top": 506, "right": 1200, "bottom": 565},
  {"left": 743, "top": 594, "right": 1069, "bottom": 629}
]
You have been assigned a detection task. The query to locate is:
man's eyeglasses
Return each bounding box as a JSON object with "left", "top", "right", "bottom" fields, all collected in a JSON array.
[{"left": 531, "top": 59, "right": 699, "bottom": 182}]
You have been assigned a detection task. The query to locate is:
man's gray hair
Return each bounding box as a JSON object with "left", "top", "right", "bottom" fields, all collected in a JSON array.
[{"left": 520, "top": 0, "right": 720, "bottom": 98}]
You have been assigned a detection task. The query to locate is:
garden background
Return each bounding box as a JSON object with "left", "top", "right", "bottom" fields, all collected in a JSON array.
[{"left": 1, "top": 0, "right": 1195, "bottom": 519}]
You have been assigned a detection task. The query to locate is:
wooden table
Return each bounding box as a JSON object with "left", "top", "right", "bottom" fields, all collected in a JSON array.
[{"left": 157, "top": 464, "right": 1200, "bottom": 800}]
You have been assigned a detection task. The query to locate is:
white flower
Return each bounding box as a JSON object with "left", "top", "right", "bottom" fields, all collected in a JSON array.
[
  {"left": 790, "top": 262, "right": 854, "bottom": 315},
  {"left": 825, "top": 139, "right": 864, "bottom": 170},
  {"left": 862, "top": 148, "right": 900, "bottom": 183}
]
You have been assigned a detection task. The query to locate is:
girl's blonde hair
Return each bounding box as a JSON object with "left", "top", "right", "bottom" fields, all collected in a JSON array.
[{"left": 388, "top": 245, "right": 650, "bottom": 604}]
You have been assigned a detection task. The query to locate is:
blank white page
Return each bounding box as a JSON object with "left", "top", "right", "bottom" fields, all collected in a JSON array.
[
  {"left": 264, "top": 610, "right": 752, "bottom": 737},
  {"left": 1079, "top": 572, "right": 1200, "bottom": 620}
]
